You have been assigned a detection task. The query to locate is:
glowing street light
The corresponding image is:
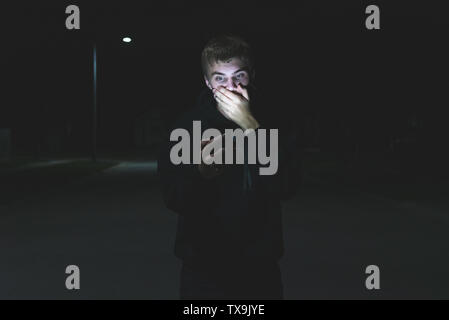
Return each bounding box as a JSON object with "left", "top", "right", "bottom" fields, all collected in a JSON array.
[{"left": 122, "top": 37, "right": 132, "bottom": 43}]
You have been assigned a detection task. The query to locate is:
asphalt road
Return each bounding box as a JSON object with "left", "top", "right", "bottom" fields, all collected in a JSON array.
[{"left": 0, "top": 160, "right": 448, "bottom": 299}]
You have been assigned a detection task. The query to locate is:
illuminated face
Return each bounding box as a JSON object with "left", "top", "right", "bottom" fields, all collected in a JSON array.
[{"left": 204, "top": 57, "right": 251, "bottom": 94}]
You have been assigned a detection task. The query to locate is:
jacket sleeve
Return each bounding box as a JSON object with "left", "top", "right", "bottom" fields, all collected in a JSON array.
[{"left": 157, "top": 121, "right": 218, "bottom": 217}]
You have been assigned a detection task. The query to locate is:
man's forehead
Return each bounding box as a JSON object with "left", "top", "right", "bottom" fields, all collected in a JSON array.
[{"left": 209, "top": 58, "right": 247, "bottom": 73}]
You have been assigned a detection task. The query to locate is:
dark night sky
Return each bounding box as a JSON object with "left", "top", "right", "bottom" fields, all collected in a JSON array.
[{"left": 1, "top": 0, "right": 448, "bottom": 154}]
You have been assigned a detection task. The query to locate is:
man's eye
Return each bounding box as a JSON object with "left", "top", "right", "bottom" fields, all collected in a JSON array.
[
  {"left": 215, "top": 76, "right": 224, "bottom": 82},
  {"left": 237, "top": 73, "right": 246, "bottom": 79}
]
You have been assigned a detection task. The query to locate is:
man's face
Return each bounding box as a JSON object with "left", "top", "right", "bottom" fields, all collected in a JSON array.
[{"left": 204, "top": 57, "right": 251, "bottom": 96}]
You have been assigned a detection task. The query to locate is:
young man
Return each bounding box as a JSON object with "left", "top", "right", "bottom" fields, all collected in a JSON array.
[{"left": 158, "top": 34, "right": 301, "bottom": 299}]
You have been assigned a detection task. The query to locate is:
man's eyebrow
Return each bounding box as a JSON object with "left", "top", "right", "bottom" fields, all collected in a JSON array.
[
  {"left": 232, "top": 68, "right": 248, "bottom": 74},
  {"left": 210, "top": 68, "right": 248, "bottom": 77}
]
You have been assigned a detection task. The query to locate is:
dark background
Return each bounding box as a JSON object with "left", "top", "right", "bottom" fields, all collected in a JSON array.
[
  {"left": 2, "top": 0, "right": 448, "bottom": 159},
  {"left": 1, "top": 0, "right": 449, "bottom": 299}
]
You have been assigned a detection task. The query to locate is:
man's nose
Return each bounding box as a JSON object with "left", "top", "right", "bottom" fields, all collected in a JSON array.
[{"left": 225, "top": 78, "right": 239, "bottom": 90}]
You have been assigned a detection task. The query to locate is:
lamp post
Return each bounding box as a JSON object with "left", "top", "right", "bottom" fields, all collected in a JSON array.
[
  {"left": 91, "top": 36, "right": 132, "bottom": 162},
  {"left": 92, "top": 43, "right": 97, "bottom": 162}
]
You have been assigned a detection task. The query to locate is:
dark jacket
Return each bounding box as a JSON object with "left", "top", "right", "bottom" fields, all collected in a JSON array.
[{"left": 157, "top": 87, "right": 302, "bottom": 263}]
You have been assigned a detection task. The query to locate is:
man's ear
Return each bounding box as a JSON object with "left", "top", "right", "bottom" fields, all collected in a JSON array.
[{"left": 204, "top": 75, "right": 212, "bottom": 90}]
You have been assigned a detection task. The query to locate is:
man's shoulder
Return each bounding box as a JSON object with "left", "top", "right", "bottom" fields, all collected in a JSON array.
[{"left": 170, "top": 89, "right": 211, "bottom": 131}]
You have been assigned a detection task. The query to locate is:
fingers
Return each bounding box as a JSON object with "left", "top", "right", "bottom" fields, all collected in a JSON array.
[
  {"left": 214, "top": 86, "right": 249, "bottom": 102},
  {"left": 214, "top": 88, "right": 235, "bottom": 105},
  {"left": 214, "top": 91, "right": 238, "bottom": 119},
  {"left": 215, "top": 100, "right": 233, "bottom": 120},
  {"left": 218, "top": 108, "right": 232, "bottom": 121},
  {"left": 217, "top": 104, "right": 235, "bottom": 121},
  {"left": 200, "top": 136, "right": 222, "bottom": 149},
  {"left": 202, "top": 147, "right": 224, "bottom": 165},
  {"left": 201, "top": 134, "right": 225, "bottom": 165},
  {"left": 198, "top": 134, "right": 228, "bottom": 179},
  {"left": 200, "top": 139, "right": 212, "bottom": 149}
]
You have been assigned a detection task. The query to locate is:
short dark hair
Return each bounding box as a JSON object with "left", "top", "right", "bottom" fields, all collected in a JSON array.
[{"left": 201, "top": 34, "right": 254, "bottom": 79}]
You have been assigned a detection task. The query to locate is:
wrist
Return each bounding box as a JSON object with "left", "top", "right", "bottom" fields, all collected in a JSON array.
[{"left": 240, "top": 115, "right": 260, "bottom": 130}]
